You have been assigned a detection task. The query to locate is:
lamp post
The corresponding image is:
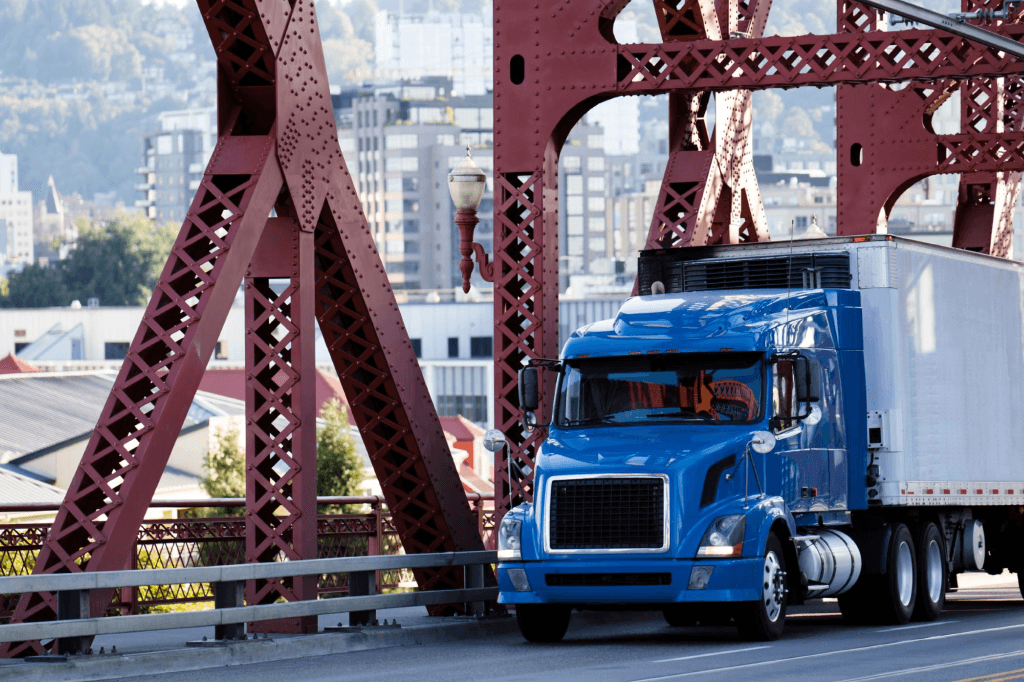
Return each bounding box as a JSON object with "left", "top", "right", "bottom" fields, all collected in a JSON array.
[{"left": 447, "top": 147, "right": 491, "bottom": 293}]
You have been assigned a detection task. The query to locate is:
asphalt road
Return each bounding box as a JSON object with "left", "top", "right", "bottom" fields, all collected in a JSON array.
[{"left": 124, "top": 572, "right": 1024, "bottom": 682}]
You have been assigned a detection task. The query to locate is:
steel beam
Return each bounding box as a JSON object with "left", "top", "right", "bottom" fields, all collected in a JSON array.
[
  {"left": 244, "top": 218, "right": 318, "bottom": 634},
  {"left": 643, "top": 0, "right": 771, "bottom": 250}
]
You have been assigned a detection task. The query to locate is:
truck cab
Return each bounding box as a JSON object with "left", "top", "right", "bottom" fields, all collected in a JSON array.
[{"left": 496, "top": 285, "right": 867, "bottom": 641}]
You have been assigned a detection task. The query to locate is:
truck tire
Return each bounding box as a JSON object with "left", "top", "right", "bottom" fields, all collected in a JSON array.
[
  {"left": 735, "top": 532, "right": 787, "bottom": 641},
  {"left": 911, "top": 522, "right": 947, "bottom": 622},
  {"left": 515, "top": 604, "right": 571, "bottom": 643},
  {"left": 881, "top": 523, "right": 917, "bottom": 624}
]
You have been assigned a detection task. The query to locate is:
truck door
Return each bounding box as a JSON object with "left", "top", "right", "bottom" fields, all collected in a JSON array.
[{"left": 772, "top": 352, "right": 847, "bottom": 512}]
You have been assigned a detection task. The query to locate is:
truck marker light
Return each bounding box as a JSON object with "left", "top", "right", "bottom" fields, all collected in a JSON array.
[
  {"left": 993, "top": 489, "right": 999, "bottom": 494},
  {"left": 961, "top": 489, "right": 968, "bottom": 495},
  {"left": 506, "top": 568, "right": 531, "bottom": 592},
  {"left": 720, "top": 348, "right": 733, "bottom": 352},
  {"left": 629, "top": 351, "right": 642, "bottom": 355},
  {"left": 688, "top": 566, "right": 714, "bottom": 590},
  {"left": 977, "top": 489, "right": 984, "bottom": 495},
  {"left": 925, "top": 489, "right": 934, "bottom": 494},
  {"left": 666, "top": 349, "right": 678, "bottom": 353},
  {"left": 697, "top": 544, "right": 743, "bottom": 557},
  {"left": 647, "top": 350, "right": 660, "bottom": 354},
  {"left": 943, "top": 489, "right": 951, "bottom": 494}
]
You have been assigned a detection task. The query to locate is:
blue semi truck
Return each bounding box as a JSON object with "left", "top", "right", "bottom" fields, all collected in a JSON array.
[{"left": 493, "top": 235, "right": 1024, "bottom": 641}]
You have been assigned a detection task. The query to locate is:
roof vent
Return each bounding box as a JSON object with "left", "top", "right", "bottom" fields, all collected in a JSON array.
[{"left": 638, "top": 252, "right": 852, "bottom": 294}]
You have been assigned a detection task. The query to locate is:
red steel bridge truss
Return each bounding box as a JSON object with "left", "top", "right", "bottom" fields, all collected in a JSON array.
[{"left": 5, "top": 0, "right": 1024, "bottom": 655}]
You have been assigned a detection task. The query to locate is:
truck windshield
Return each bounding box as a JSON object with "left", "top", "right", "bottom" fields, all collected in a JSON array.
[{"left": 555, "top": 353, "right": 763, "bottom": 427}]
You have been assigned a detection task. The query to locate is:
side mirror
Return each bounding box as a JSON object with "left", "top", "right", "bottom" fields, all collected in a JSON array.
[
  {"left": 518, "top": 366, "right": 539, "bottom": 411},
  {"left": 794, "top": 356, "right": 821, "bottom": 403},
  {"left": 482, "top": 429, "right": 507, "bottom": 453}
]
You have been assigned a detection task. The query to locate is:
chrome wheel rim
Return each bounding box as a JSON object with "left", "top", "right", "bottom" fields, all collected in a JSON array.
[
  {"left": 762, "top": 551, "right": 784, "bottom": 622},
  {"left": 896, "top": 540, "right": 914, "bottom": 607},
  {"left": 925, "top": 538, "right": 943, "bottom": 604}
]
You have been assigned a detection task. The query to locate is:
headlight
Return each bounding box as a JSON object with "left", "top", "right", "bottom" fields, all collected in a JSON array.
[
  {"left": 696, "top": 514, "right": 746, "bottom": 557},
  {"left": 497, "top": 505, "right": 529, "bottom": 559}
]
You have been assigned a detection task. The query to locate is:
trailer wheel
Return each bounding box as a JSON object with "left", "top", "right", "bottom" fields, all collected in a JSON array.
[
  {"left": 911, "top": 523, "right": 946, "bottom": 622},
  {"left": 515, "top": 604, "right": 571, "bottom": 643},
  {"left": 881, "top": 523, "right": 917, "bottom": 624},
  {"left": 735, "top": 532, "right": 787, "bottom": 641}
]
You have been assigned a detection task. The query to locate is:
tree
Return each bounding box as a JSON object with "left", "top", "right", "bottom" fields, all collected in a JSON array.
[
  {"left": 0, "top": 263, "right": 69, "bottom": 308},
  {"left": 61, "top": 215, "right": 175, "bottom": 307},
  {"left": 317, "top": 399, "right": 365, "bottom": 511},
  {"left": 198, "top": 421, "right": 246, "bottom": 516}
]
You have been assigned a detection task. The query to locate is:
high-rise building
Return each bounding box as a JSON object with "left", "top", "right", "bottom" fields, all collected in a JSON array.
[
  {"left": 0, "top": 152, "right": 34, "bottom": 275},
  {"left": 375, "top": 10, "right": 493, "bottom": 96},
  {"left": 135, "top": 108, "right": 217, "bottom": 224},
  {"left": 0, "top": 153, "right": 18, "bottom": 195},
  {"left": 558, "top": 120, "right": 613, "bottom": 286}
]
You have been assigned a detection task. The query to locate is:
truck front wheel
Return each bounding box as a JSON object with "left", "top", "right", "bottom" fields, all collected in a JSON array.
[
  {"left": 515, "top": 604, "right": 571, "bottom": 643},
  {"left": 735, "top": 532, "right": 787, "bottom": 641}
]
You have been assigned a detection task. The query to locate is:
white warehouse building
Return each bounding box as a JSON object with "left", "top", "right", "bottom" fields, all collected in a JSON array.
[{"left": 1, "top": 292, "right": 627, "bottom": 428}]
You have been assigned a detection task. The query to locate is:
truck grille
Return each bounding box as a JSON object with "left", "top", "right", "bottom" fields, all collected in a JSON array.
[{"left": 547, "top": 477, "right": 667, "bottom": 551}]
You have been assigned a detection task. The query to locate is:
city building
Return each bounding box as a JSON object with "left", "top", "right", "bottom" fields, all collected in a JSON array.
[
  {"left": 338, "top": 79, "right": 494, "bottom": 291},
  {"left": 135, "top": 108, "right": 217, "bottom": 224},
  {"left": 610, "top": 179, "right": 660, "bottom": 268},
  {"left": 558, "top": 120, "right": 613, "bottom": 286},
  {"left": 374, "top": 10, "right": 492, "bottom": 96},
  {"left": 0, "top": 152, "right": 34, "bottom": 275}
]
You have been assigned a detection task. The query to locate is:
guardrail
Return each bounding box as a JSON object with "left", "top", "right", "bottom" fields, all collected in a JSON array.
[
  {"left": 0, "top": 550, "right": 498, "bottom": 657},
  {"left": 0, "top": 495, "right": 497, "bottom": 618}
]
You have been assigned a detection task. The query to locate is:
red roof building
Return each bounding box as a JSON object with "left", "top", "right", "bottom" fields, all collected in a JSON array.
[{"left": 0, "top": 353, "right": 40, "bottom": 375}]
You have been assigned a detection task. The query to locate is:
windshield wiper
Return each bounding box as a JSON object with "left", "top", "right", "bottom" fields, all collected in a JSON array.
[
  {"left": 644, "top": 411, "right": 709, "bottom": 421},
  {"left": 562, "top": 415, "right": 618, "bottom": 427}
]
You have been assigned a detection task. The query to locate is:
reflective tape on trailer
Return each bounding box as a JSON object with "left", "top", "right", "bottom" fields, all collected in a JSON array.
[{"left": 881, "top": 481, "right": 1024, "bottom": 506}]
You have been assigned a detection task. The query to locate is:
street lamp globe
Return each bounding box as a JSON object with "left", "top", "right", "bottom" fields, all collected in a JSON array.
[{"left": 447, "top": 147, "right": 487, "bottom": 211}]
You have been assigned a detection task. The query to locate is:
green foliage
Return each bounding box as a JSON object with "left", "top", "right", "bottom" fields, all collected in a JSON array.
[
  {"left": 0, "top": 214, "right": 174, "bottom": 309},
  {"left": 317, "top": 399, "right": 365, "bottom": 512},
  {"left": 198, "top": 422, "right": 246, "bottom": 517},
  {"left": 0, "top": 545, "right": 37, "bottom": 577},
  {"left": 3, "top": 262, "right": 69, "bottom": 308},
  {"left": 61, "top": 215, "right": 176, "bottom": 306}
]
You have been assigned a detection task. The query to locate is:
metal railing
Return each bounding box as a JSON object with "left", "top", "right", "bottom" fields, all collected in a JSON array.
[
  {"left": 0, "top": 550, "right": 498, "bottom": 656},
  {"left": 0, "top": 496, "right": 496, "bottom": 619}
]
